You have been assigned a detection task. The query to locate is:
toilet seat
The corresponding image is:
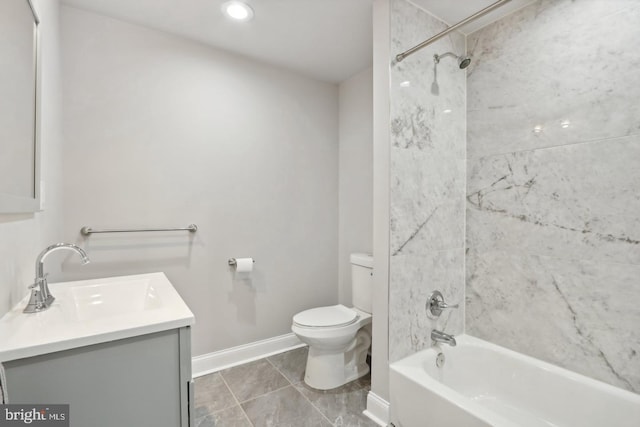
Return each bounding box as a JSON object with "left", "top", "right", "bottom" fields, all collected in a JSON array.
[{"left": 293, "top": 304, "right": 358, "bottom": 329}]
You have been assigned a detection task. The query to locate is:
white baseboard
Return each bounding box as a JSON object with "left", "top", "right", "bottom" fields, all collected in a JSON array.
[
  {"left": 363, "top": 391, "right": 390, "bottom": 426},
  {"left": 192, "top": 333, "right": 305, "bottom": 378}
]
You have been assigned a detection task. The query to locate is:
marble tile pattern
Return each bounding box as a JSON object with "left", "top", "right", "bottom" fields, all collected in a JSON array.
[
  {"left": 194, "top": 373, "right": 238, "bottom": 419},
  {"left": 266, "top": 346, "right": 308, "bottom": 384},
  {"left": 466, "top": 0, "right": 640, "bottom": 159},
  {"left": 196, "top": 406, "right": 252, "bottom": 427},
  {"left": 220, "top": 358, "right": 290, "bottom": 402},
  {"left": 389, "top": 0, "right": 467, "bottom": 362},
  {"left": 194, "top": 347, "right": 378, "bottom": 427},
  {"left": 466, "top": 0, "right": 640, "bottom": 392},
  {"left": 295, "top": 375, "right": 375, "bottom": 427},
  {"left": 241, "top": 386, "right": 333, "bottom": 427}
]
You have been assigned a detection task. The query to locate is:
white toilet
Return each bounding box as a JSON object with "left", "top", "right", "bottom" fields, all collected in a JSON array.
[{"left": 291, "top": 253, "right": 373, "bottom": 390}]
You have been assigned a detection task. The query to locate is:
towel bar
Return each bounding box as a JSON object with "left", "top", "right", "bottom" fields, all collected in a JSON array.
[{"left": 81, "top": 224, "right": 198, "bottom": 235}]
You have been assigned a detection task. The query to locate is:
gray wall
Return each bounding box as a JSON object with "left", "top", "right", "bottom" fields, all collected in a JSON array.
[
  {"left": 338, "top": 67, "right": 373, "bottom": 306},
  {"left": 466, "top": 0, "right": 640, "bottom": 392},
  {"left": 60, "top": 6, "right": 340, "bottom": 357},
  {"left": 388, "top": 0, "right": 466, "bottom": 362},
  {"left": 0, "top": 0, "right": 64, "bottom": 317}
]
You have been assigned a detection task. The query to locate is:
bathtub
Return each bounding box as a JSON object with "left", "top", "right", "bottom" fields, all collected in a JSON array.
[{"left": 389, "top": 335, "right": 640, "bottom": 427}]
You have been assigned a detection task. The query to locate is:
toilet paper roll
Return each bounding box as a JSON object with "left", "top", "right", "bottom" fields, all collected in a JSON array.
[{"left": 234, "top": 258, "right": 254, "bottom": 273}]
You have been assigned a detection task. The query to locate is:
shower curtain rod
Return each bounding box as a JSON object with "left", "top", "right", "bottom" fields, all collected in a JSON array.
[{"left": 395, "top": 0, "right": 513, "bottom": 63}]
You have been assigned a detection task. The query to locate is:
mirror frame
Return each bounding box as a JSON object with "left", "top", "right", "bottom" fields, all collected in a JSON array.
[{"left": 0, "top": 0, "right": 41, "bottom": 213}]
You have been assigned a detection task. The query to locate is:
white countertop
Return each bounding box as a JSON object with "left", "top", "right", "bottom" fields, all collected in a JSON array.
[{"left": 0, "top": 272, "right": 194, "bottom": 362}]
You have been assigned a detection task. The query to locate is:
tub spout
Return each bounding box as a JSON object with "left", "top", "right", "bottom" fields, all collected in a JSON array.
[{"left": 431, "top": 329, "right": 456, "bottom": 347}]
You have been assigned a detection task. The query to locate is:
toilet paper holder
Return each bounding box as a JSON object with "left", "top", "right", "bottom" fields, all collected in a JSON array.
[{"left": 228, "top": 258, "right": 256, "bottom": 266}]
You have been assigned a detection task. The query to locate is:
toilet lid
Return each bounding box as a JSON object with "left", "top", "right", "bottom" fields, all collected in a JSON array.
[{"left": 293, "top": 304, "right": 358, "bottom": 328}]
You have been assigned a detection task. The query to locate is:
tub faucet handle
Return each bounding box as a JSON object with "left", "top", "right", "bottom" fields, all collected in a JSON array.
[
  {"left": 426, "top": 290, "right": 458, "bottom": 318},
  {"left": 439, "top": 301, "right": 459, "bottom": 310}
]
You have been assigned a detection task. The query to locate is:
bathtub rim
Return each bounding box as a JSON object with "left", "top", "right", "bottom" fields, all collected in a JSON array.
[
  {"left": 390, "top": 337, "right": 514, "bottom": 427},
  {"left": 389, "top": 334, "right": 640, "bottom": 427},
  {"left": 392, "top": 334, "right": 639, "bottom": 401}
]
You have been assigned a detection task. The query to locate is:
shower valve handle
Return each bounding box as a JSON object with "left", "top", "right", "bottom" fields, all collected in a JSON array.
[
  {"left": 426, "top": 290, "right": 458, "bottom": 318},
  {"left": 438, "top": 301, "right": 459, "bottom": 310}
]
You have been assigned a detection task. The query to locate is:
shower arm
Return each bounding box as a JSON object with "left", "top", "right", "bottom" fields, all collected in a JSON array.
[
  {"left": 434, "top": 52, "right": 457, "bottom": 63},
  {"left": 395, "top": 0, "right": 513, "bottom": 63}
]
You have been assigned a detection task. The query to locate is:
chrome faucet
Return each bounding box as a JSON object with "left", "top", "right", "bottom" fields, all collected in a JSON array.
[
  {"left": 431, "top": 329, "right": 457, "bottom": 347},
  {"left": 426, "top": 290, "right": 459, "bottom": 319},
  {"left": 24, "top": 243, "right": 90, "bottom": 313}
]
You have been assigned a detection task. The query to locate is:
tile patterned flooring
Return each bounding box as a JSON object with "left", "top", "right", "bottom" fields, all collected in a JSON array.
[{"left": 194, "top": 346, "right": 378, "bottom": 427}]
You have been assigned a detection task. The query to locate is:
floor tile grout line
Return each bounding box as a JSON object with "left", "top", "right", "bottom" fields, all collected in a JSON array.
[
  {"left": 265, "top": 353, "right": 298, "bottom": 387},
  {"left": 193, "top": 374, "right": 239, "bottom": 419},
  {"left": 194, "top": 381, "right": 236, "bottom": 413},
  {"left": 219, "top": 352, "right": 301, "bottom": 425},
  {"left": 218, "top": 372, "right": 255, "bottom": 427},
  {"left": 239, "top": 406, "right": 255, "bottom": 427},
  {"left": 215, "top": 348, "right": 380, "bottom": 426},
  {"left": 269, "top": 347, "right": 355, "bottom": 426},
  {"left": 199, "top": 348, "right": 375, "bottom": 426},
  {"left": 226, "top": 355, "right": 294, "bottom": 404},
  {"left": 237, "top": 383, "right": 294, "bottom": 405},
  {"left": 265, "top": 353, "right": 336, "bottom": 425},
  {"left": 264, "top": 356, "right": 289, "bottom": 382},
  {"left": 293, "top": 382, "right": 336, "bottom": 426}
]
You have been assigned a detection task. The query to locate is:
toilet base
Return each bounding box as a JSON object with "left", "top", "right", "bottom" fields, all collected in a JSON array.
[{"left": 303, "top": 328, "right": 371, "bottom": 390}]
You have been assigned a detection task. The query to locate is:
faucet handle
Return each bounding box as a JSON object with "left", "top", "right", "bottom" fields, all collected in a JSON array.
[
  {"left": 31, "top": 273, "right": 48, "bottom": 286},
  {"left": 28, "top": 274, "right": 47, "bottom": 289},
  {"left": 438, "top": 301, "right": 459, "bottom": 310},
  {"left": 426, "top": 290, "right": 458, "bottom": 318}
]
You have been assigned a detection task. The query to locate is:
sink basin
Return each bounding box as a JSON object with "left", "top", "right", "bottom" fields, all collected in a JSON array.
[
  {"left": 64, "top": 278, "right": 162, "bottom": 322},
  {"left": 0, "top": 272, "right": 194, "bottom": 362}
]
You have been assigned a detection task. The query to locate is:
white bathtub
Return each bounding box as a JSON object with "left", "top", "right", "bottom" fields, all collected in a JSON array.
[{"left": 390, "top": 335, "right": 640, "bottom": 427}]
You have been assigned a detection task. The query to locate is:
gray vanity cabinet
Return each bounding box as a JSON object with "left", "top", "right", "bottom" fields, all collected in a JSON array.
[{"left": 3, "top": 327, "right": 193, "bottom": 427}]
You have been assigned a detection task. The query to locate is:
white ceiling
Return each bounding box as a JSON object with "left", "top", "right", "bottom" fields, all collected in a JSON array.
[
  {"left": 60, "top": 0, "right": 534, "bottom": 83},
  {"left": 61, "top": 0, "right": 374, "bottom": 83}
]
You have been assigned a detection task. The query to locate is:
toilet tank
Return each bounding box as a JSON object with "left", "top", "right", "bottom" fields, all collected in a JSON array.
[{"left": 350, "top": 253, "right": 373, "bottom": 313}]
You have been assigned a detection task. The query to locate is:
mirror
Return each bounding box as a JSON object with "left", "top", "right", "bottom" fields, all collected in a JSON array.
[{"left": 0, "top": 0, "right": 40, "bottom": 213}]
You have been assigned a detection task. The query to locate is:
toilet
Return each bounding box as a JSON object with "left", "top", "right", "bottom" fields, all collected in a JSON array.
[{"left": 291, "top": 253, "right": 373, "bottom": 390}]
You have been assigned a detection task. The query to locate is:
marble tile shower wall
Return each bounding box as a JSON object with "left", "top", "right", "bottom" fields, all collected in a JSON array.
[
  {"left": 388, "top": 0, "right": 466, "bottom": 362},
  {"left": 466, "top": 0, "right": 640, "bottom": 392}
]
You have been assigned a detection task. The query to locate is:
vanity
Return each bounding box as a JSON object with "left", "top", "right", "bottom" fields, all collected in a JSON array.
[{"left": 0, "top": 273, "right": 195, "bottom": 427}]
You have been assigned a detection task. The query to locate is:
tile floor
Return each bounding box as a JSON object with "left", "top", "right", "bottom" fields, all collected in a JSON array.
[{"left": 194, "top": 346, "right": 379, "bottom": 427}]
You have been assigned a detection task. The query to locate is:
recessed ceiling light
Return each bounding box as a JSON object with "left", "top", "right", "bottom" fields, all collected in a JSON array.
[
  {"left": 221, "top": 1, "right": 254, "bottom": 22},
  {"left": 400, "top": 80, "right": 411, "bottom": 88}
]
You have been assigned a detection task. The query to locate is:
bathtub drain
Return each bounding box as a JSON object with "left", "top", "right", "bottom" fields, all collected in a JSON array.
[{"left": 436, "top": 352, "right": 445, "bottom": 368}]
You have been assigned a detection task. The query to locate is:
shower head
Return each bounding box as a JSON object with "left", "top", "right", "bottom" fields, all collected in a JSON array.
[
  {"left": 434, "top": 52, "right": 472, "bottom": 69},
  {"left": 458, "top": 55, "right": 472, "bottom": 69}
]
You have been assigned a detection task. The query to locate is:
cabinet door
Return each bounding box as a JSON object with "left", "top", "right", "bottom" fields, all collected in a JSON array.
[{"left": 4, "top": 329, "right": 183, "bottom": 427}]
